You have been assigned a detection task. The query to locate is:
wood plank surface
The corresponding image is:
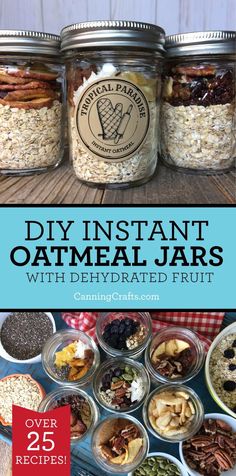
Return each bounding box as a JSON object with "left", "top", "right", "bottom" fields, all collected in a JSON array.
[
  {"left": 0, "top": 162, "right": 234, "bottom": 204},
  {"left": 1, "top": 0, "right": 236, "bottom": 35}
]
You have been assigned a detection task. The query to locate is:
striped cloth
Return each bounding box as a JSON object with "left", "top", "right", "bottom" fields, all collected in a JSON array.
[{"left": 61, "top": 311, "right": 225, "bottom": 350}]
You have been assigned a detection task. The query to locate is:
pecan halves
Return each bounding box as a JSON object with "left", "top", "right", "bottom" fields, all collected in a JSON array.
[
  {"left": 0, "top": 97, "right": 54, "bottom": 109},
  {"left": 120, "top": 424, "right": 139, "bottom": 441},
  {"left": 214, "top": 449, "right": 234, "bottom": 470},
  {"left": 4, "top": 88, "right": 56, "bottom": 101},
  {"left": 190, "top": 435, "right": 213, "bottom": 447}
]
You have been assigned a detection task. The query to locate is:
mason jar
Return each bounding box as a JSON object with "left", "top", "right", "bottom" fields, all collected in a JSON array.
[
  {"left": 145, "top": 327, "right": 205, "bottom": 385},
  {"left": 0, "top": 30, "right": 64, "bottom": 175},
  {"left": 161, "top": 31, "right": 236, "bottom": 174},
  {"left": 61, "top": 21, "right": 165, "bottom": 188}
]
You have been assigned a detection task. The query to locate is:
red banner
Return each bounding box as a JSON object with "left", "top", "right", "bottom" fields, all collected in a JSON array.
[{"left": 12, "top": 405, "right": 71, "bottom": 476}]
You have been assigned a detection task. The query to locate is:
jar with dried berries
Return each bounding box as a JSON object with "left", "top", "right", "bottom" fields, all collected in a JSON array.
[
  {"left": 61, "top": 21, "right": 165, "bottom": 188},
  {"left": 161, "top": 31, "right": 236, "bottom": 174},
  {"left": 0, "top": 30, "right": 65, "bottom": 175}
]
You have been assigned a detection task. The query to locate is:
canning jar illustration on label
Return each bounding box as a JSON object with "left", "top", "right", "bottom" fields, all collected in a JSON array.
[{"left": 75, "top": 78, "right": 150, "bottom": 162}]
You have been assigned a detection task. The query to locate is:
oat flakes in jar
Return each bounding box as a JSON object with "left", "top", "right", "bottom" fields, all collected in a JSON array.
[
  {"left": 61, "top": 21, "right": 165, "bottom": 188},
  {"left": 0, "top": 30, "right": 64, "bottom": 175},
  {"left": 161, "top": 31, "right": 236, "bottom": 174}
]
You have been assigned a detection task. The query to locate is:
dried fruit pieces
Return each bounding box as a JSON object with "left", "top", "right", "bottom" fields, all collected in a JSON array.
[
  {"left": 183, "top": 418, "right": 236, "bottom": 475},
  {"left": 102, "top": 317, "right": 146, "bottom": 351},
  {"left": 99, "top": 422, "right": 143, "bottom": 465},
  {"left": 163, "top": 64, "right": 234, "bottom": 107},
  {"left": 151, "top": 339, "right": 195, "bottom": 379},
  {"left": 148, "top": 390, "right": 196, "bottom": 437},
  {"left": 99, "top": 364, "right": 144, "bottom": 410},
  {"left": 54, "top": 394, "right": 91, "bottom": 439},
  {"left": 54, "top": 340, "right": 94, "bottom": 382}
]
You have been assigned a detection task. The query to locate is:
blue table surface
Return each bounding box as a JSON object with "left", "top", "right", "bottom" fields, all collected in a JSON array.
[{"left": 1, "top": 312, "right": 236, "bottom": 476}]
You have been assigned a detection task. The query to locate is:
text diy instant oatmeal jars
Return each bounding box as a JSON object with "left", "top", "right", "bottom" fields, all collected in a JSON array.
[
  {"left": 61, "top": 21, "right": 165, "bottom": 188},
  {"left": 0, "top": 30, "right": 64, "bottom": 175},
  {"left": 161, "top": 31, "right": 236, "bottom": 174}
]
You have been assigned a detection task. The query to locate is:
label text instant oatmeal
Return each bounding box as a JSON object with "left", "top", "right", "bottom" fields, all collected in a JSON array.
[{"left": 75, "top": 78, "right": 150, "bottom": 162}]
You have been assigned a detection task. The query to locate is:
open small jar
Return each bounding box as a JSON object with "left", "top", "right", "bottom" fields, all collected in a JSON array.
[
  {"left": 61, "top": 21, "right": 165, "bottom": 188},
  {"left": 39, "top": 386, "right": 99, "bottom": 442},
  {"left": 145, "top": 327, "right": 205, "bottom": 384},
  {"left": 143, "top": 384, "right": 204, "bottom": 443},
  {"left": 93, "top": 357, "right": 150, "bottom": 413},
  {"left": 42, "top": 329, "right": 100, "bottom": 386},
  {"left": 91, "top": 414, "right": 149, "bottom": 473},
  {"left": 96, "top": 312, "right": 152, "bottom": 359},
  {"left": 161, "top": 31, "right": 236, "bottom": 174},
  {"left": 0, "top": 30, "right": 64, "bottom": 175}
]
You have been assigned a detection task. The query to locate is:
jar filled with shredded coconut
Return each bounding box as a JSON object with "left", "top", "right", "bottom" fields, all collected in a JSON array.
[
  {"left": 61, "top": 21, "right": 165, "bottom": 188},
  {"left": 161, "top": 31, "right": 236, "bottom": 174}
]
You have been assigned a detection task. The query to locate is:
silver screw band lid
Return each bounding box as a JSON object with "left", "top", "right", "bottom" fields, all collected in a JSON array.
[
  {"left": 61, "top": 20, "right": 165, "bottom": 54},
  {"left": 0, "top": 30, "right": 60, "bottom": 56},
  {"left": 165, "top": 30, "right": 236, "bottom": 56}
]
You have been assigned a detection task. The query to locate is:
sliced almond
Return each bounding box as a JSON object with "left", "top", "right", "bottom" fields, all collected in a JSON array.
[
  {"left": 155, "top": 412, "right": 172, "bottom": 429},
  {"left": 175, "top": 391, "right": 190, "bottom": 400},
  {"left": 165, "top": 427, "right": 187, "bottom": 436},
  {"left": 188, "top": 401, "right": 196, "bottom": 415}
]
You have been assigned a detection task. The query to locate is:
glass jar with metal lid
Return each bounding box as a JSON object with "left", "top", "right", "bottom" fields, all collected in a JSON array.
[
  {"left": 0, "top": 30, "right": 64, "bottom": 175},
  {"left": 161, "top": 31, "right": 236, "bottom": 174},
  {"left": 61, "top": 21, "right": 165, "bottom": 188}
]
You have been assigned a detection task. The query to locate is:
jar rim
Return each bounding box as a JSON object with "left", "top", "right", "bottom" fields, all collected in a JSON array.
[
  {"left": 60, "top": 20, "right": 165, "bottom": 53},
  {"left": 0, "top": 29, "right": 60, "bottom": 56},
  {"left": 165, "top": 30, "right": 236, "bottom": 56}
]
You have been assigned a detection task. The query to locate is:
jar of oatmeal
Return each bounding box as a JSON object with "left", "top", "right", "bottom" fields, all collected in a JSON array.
[
  {"left": 161, "top": 31, "right": 236, "bottom": 174},
  {"left": 0, "top": 30, "right": 64, "bottom": 175},
  {"left": 61, "top": 21, "right": 165, "bottom": 188}
]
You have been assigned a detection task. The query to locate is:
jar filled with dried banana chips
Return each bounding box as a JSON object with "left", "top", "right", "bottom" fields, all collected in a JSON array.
[
  {"left": 0, "top": 30, "right": 64, "bottom": 175},
  {"left": 61, "top": 21, "right": 165, "bottom": 188}
]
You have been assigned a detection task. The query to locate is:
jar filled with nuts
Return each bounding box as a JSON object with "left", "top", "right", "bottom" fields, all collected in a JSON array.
[
  {"left": 161, "top": 31, "right": 236, "bottom": 174},
  {"left": 61, "top": 21, "right": 165, "bottom": 188},
  {"left": 0, "top": 30, "right": 64, "bottom": 175}
]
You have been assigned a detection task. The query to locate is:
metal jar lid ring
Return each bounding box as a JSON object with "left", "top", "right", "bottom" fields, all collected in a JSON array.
[
  {"left": 0, "top": 30, "right": 60, "bottom": 56},
  {"left": 165, "top": 30, "right": 236, "bottom": 56},
  {"left": 61, "top": 20, "right": 165, "bottom": 53}
]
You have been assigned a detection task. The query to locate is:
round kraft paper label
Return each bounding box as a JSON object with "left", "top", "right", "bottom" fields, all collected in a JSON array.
[{"left": 75, "top": 78, "right": 150, "bottom": 162}]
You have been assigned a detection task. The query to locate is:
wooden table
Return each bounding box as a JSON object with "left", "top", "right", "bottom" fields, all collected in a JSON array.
[{"left": 0, "top": 162, "right": 235, "bottom": 204}]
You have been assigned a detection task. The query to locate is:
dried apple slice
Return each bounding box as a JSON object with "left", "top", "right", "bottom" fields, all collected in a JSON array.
[
  {"left": 151, "top": 342, "right": 166, "bottom": 362},
  {"left": 5, "top": 88, "right": 56, "bottom": 101},
  {"left": 126, "top": 438, "right": 143, "bottom": 464}
]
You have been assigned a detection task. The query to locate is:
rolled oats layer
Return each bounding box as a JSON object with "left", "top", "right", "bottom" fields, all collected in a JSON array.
[
  {"left": 161, "top": 102, "right": 235, "bottom": 170},
  {"left": 209, "top": 333, "right": 236, "bottom": 413},
  {"left": 0, "top": 100, "right": 62, "bottom": 170}
]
